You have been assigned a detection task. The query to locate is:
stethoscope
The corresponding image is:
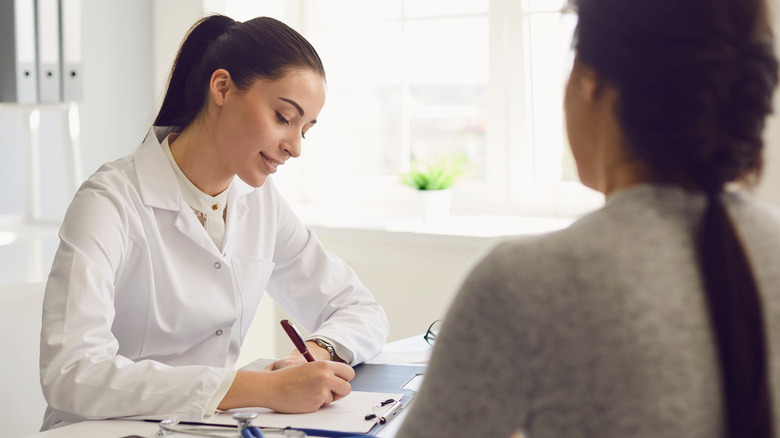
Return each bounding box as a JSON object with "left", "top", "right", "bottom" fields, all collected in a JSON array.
[{"left": 157, "top": 412, "right": 375, "bottom": 438}]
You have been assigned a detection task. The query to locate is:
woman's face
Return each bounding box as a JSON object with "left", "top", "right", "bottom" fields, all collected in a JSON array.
[
  {"left": 564, "top": 59, "right": 600, "bottom": 191},
  {"left": 213, "top": 68, "right": 326, "bottom": 188}
]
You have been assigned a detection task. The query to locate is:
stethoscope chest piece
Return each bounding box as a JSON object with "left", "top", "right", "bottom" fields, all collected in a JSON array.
[{"left": 233, "top": 412, "right": 264, "bottom": 438}]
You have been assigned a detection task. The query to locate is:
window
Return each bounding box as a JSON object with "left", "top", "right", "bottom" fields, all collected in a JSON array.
[{"left": 224, "top": 0, "right": 603, "bottom": 217}]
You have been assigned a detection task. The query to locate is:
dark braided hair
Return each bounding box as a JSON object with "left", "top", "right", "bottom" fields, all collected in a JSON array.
[
  {"left": 154, "top": 15, "right": 325, "bottom": 128},
  {"left": 569, "top": 0, "right": 778, "bottom": 436}
]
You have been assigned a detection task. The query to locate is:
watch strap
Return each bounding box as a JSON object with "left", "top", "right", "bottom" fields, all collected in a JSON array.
[{"left": 312, "top": 338, "right": 343, "bottom": 363}]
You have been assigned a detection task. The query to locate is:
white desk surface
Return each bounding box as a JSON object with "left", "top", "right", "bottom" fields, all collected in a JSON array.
[{"left": 23, "top": 335, "right": 432, "bottom": 438}]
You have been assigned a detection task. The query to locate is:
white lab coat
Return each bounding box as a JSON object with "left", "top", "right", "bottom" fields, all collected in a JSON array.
[{"left": 39, "top": 127, "right": 388, "bottom": 429}]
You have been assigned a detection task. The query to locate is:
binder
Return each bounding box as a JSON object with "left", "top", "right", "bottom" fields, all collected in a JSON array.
[
  {"left": 36, "top": 0, "right": 62, "bottom": 102},
  {"left": 60, "top": 0, "right": 82, "bottom": 101},
  {"left": 350, "top": 363, "right": 426, "bottom": 397},
  {"left": 0, "top": 0, "right": 38, "bottom": 103}
]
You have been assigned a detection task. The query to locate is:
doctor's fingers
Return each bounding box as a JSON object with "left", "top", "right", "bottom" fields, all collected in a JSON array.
[
  {"left": 321, "top": 363, "right": 354, "bottom": 404},
  {"left": 309, "top": 375, "right": 351, "bottom": 407},
  {"left": 328, "top": 380, "right": 352, "bottom": 403},
  {"left": 327, "top": 360, "right": 356, "bottom": 382},
  {"left": 269, "top": 354, "right": 306, "bottom": 371},
  {"left": 303, "top": 362, "right": 353, "bottom": 400},
  {"left": 278, "top": 365, "right": 352, "bottom": 411}
]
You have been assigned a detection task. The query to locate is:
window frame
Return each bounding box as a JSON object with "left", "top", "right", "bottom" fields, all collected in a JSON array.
[{"left": 225, "top": 0, "right": 604, "bottom": 218}]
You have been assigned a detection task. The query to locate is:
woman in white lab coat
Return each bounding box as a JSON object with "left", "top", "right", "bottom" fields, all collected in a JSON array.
[{"left": 39, "top": 15, "right": 388, "bottom": 430}]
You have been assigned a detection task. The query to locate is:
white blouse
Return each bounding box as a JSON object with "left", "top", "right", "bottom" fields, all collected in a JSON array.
[{"left": 161, "top": 133, "right": 228, "bottom": 250}]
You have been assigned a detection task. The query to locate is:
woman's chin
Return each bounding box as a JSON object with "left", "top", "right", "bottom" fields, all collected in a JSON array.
[{"left": 239, "top": 173, "right": 269, "bottom": 188}]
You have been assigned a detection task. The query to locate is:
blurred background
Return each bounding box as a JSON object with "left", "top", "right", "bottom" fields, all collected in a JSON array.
[{"left": 2, "top": 0, "right": 780, "bottom": 360}]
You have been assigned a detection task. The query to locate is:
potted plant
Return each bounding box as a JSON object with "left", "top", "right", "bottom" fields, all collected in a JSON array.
[{"left": 401, "top": 154, "right": 468, "bottom": 222}]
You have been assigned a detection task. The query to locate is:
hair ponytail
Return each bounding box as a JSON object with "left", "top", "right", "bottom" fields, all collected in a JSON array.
[
  {"left": 699, "top": 192, "right": 773, "bottom": 438},
  {"left": 155, "top": 15, "right": 236, "bottom": 127},
  {"left": 154, "top": 15, "right": 325, "bottom": 129}
]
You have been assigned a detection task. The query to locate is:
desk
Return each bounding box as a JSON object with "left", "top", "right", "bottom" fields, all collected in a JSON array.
[{"left": 22, "top": 336, "right": 431, "bottom": 438}]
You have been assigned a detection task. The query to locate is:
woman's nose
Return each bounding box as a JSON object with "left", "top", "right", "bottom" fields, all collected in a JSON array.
[{"left": 282, "top": 136, "right": 301, "bottom": 159}]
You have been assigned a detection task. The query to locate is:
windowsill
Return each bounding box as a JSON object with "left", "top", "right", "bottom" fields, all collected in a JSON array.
[
  {"left": 275, "top": 176, "right": 603, "bottom": 241},
  {"left": 291, "top": 203, "right": 576, "bottom": 243}
]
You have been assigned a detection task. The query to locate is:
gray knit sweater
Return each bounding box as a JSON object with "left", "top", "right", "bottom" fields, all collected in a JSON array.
[{"left": 396, "top": 184, "right": 780, "bottom": 438}]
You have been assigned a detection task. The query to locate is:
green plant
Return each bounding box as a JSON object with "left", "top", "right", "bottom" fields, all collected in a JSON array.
[{"left": 401, "top": 154, "right": 468, "bottom": 191}]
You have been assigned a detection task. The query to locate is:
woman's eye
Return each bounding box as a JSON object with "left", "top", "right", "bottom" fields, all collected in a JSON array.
[{"left": 276, "top": 112, "right": 290, "bottom": 125}]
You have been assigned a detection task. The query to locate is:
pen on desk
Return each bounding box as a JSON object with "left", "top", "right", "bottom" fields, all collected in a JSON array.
[
  {"left": 379, "top": 400, "right": 404, "bottom": 424},
  {"left": 365, "top": 399, "right": 403, "bottom": 424},
  {"left": 281, "top": 319, "right": 316, "bottom": 362},
  {"left": 364, "top": 398, "right": 395, "bottom": 420}
]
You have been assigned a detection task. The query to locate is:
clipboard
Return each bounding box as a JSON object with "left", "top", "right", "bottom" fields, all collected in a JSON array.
[
  {"left": 350, "top": 363, "right": 426, "bottom": 435},
  {"left": 238, "top": 359, "right": 426, "bottom": 435},
  {"left": 214, "top": 390, "right": 404, "bottom": 434}
]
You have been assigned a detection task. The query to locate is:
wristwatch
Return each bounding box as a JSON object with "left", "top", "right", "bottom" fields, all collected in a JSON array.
[{"left": 312, "top": 338, "right": 343, "bottom": 362}]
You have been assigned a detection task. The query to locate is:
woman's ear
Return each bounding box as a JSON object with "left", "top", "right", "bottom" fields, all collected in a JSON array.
[
  {"left": 209, "top": 69, "right": 232, "bottom": 107},
  {"left": 571, "top": 60, "right": 608, "bottom": 104}
]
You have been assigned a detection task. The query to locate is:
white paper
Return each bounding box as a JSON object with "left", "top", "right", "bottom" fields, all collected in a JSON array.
[
  {"left": 402, "top": 374, "right": 425, "bottom": 392},
  {"left": 365, "top": 334, "right": 433, "bottom": 365},
  {"left": 366, "top": 349, "right": 431, "bottom": 365},
  {"left": 212, "top": 391, "right": 405, "bottom": 433}
]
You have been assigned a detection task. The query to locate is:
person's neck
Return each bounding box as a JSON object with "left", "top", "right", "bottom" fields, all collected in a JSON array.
[
  {"left": 601, "top": 156, "right": 704, "bottom": 199},
  {"left": 601, "top": 159, "right": 658, "bottom": 198},
  {"left": 169, "top": 121, "right": 233, "bottom": 197}
]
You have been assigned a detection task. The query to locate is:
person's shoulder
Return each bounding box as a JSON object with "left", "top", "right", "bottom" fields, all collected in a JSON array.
[
  {"left": 470, "top": 215, "right": 602, "bottom": 288},
  {"left": 468, "top": 193, "right": 655, "bottom": 297},
  {"left": 486, "top": 203, "right": 616, "bottom": 261},
  {"left": 726, "top": 189, "right": 780, "bottom": 250},
  {"left": 728, "top": 189, "right": 780, "bottom": 221},
  {"left": 65, "top": 147, "right": 151, "bottom": 219},
  {"left": 85, "top": 149, "right": 138, "bottom": 187}
]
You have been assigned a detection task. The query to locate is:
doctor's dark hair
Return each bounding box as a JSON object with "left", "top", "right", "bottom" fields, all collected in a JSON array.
[
  {"left": 154, "top": 15, "right": 325, "bottom": 128},
  {"left": 569, "top": 0, "right": 778, "bottom": 437}
]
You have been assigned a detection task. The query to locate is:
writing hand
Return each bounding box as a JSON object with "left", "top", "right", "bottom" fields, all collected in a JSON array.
[
  {"left": 266, "top": 341, "right": 333, "bottom": 371},
  {"left": 219, "top": 361, "right": 355, "bottom": 413}
]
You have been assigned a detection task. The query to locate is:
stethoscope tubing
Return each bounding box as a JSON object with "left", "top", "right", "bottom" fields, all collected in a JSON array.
[
  {"left": 157, "top": 419, "right": 374, "bottom": 438},
  {"left": 297, "top": 429, "right": 373, "bottom": 437}
]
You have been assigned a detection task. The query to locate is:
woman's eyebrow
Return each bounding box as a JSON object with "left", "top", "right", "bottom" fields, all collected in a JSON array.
[
  {"left": 278, "top": 97, "right": 304, "bottom": 116},
  {"left": 278, "top": 97, "right": 318, "bottom": 125}
]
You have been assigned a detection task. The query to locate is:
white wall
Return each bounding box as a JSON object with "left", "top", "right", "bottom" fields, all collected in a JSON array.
[
  {"left": 757, "top": 1, "right": 780, "bottom": 205},
  {"left": 0, "top": 0, "right": 156, "bottom": 222},
  {"left": 79, "top": 1, "right": 156, "bottom": 180},
  {"left": 270, "top": 229, "right": 492, "bottom": 354}
]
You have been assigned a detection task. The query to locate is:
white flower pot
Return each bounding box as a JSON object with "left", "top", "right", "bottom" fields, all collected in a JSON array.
[{"left": 419, "top": 189, "right": 452, "bottom": 222}]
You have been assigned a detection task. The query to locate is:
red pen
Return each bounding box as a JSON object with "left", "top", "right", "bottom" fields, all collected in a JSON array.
[{"left": 280, "top": 319, "right": 315, "bottom": 362}]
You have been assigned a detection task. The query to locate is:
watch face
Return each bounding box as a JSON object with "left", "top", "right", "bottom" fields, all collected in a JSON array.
[{"left": 315, "top": 339, "right": 336, "bottom": 360}]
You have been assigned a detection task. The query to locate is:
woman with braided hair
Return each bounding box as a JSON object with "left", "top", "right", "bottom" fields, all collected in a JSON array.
[
  {"left": 39, "top": 15, "right": 387, "bottom": 430},
  {"left": 397, "top": 0, "right": 780, "bottom": 437}
]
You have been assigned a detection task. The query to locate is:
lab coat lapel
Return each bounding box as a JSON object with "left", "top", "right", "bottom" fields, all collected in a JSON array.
[
  {"left": 135, "top": 127, "right": 181, "bottom": 212},
  {"left": 173, "top": 209, "right": 223, "bottom": 256},
  {"left": 135, "top": 127, "right": 224, "bottom": 258},
  {"left": 223, "top": 178, "right": 252, "bottom": 256}
]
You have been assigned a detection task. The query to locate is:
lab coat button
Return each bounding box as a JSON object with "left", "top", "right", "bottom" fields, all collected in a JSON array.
[
  {"left": 216, "top": 329, "right": 223, "bottom": 336},
  {"left": 214, "top": 262, "right": 221, "bottom": 269}
]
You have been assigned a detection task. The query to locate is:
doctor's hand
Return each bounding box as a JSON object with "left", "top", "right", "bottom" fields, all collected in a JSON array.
[
  {"left": 218, "top": 361, "right": 355, "bottom": 414},
  {"left": 267, "top": 341, "right": 333, "bottom": 371}
]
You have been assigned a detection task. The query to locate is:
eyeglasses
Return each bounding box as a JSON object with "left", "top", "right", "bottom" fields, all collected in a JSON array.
[{"left": 423, "top": 319, "right": 442, "bottom": 346}]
